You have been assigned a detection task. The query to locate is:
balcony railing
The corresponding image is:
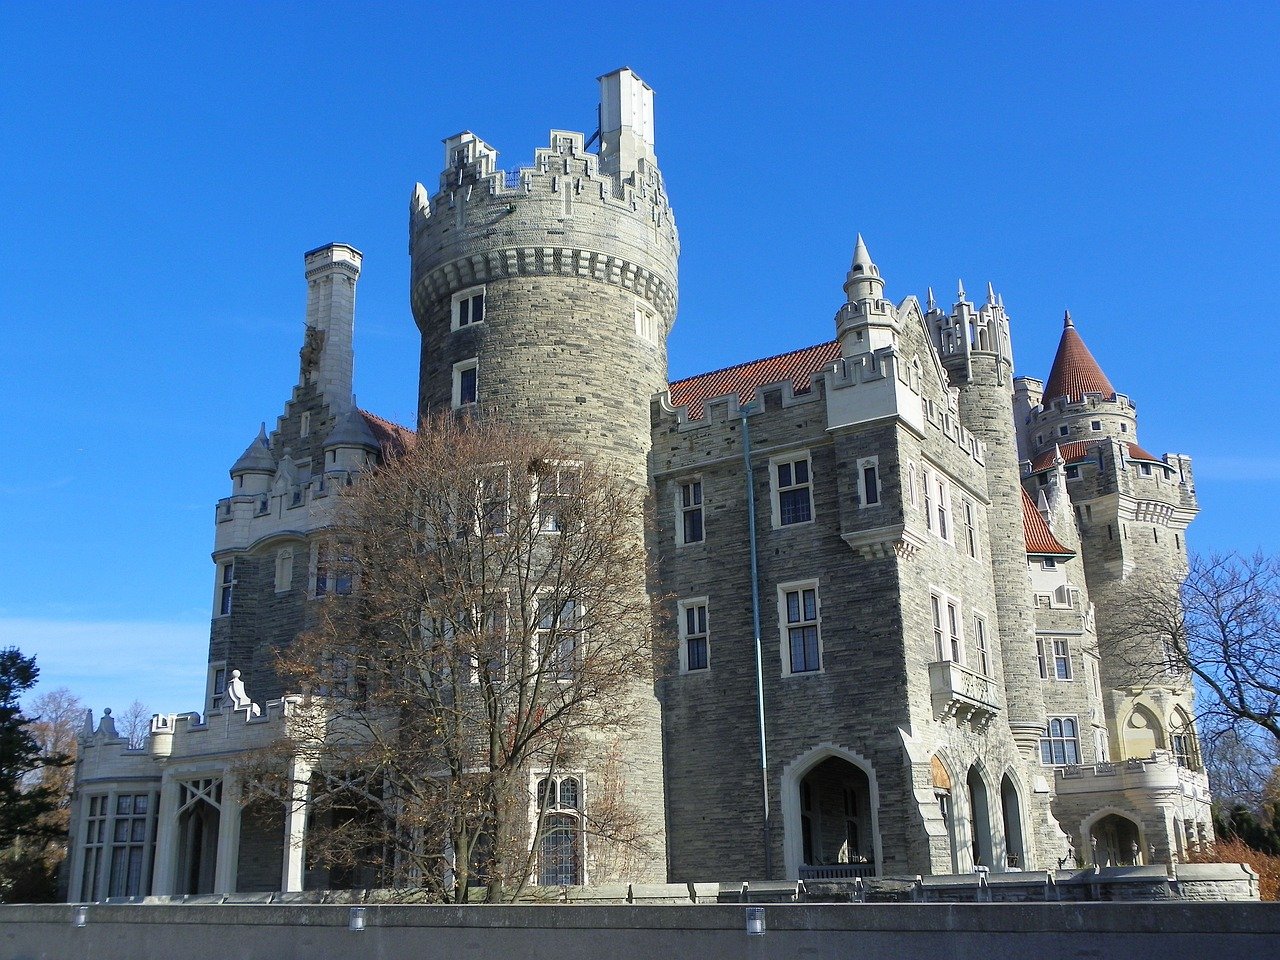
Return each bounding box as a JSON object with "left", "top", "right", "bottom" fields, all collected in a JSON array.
[
  {"left": 799, "top": 863, "right": 877, "bottom": 881},
  {"left": 928, "top": 660, "right": 1001, "bottom": 729}
]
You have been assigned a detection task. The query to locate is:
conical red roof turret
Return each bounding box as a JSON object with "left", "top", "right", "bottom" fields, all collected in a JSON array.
[{"left": 1042, "top": 311, "right": 1116, "bottom": 404}]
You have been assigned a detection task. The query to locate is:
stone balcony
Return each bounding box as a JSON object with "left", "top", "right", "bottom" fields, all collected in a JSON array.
[
  {"left": 928, "top": 660, "right": 1001, "bottom": 730},
  {"left": 1054, "top": 751, "right": 1211, "bottom": 802}
]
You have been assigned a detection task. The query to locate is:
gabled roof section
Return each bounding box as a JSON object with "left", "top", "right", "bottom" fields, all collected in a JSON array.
[
  {"left": 668, "top": 341, "right": 841, "bottom": 421},
  {"left": 1028, "top": 439, "right": 1162, "bottom": 474},
  {"left": 360, "top": 410, "right": 415, "bottom": 458},
  {"left": 1022, "top": 488, "right": 1074, "bottom": 557},
  {"left": 1042, "top": 313, "right": 1117, "bottom": 405}
]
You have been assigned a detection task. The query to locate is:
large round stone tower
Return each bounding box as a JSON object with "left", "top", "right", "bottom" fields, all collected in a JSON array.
[
  {"left": 407, "top": 68, "right": 677, "bottom": 884},
  {"left": 409, "top": 67, "right": 677, "bottom": 489}
]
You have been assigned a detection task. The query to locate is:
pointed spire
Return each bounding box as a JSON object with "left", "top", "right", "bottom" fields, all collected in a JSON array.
[
  {"left": 1042, "top": 312, "right": 1117, "bottom": 404},
  {"left": 843, "top": 233, "right": 884, "bottom": 302},
  {"left": 997, "top": 292, "right": 1005, "bottom": 309},
  {"left": 956, "top": 279, "right": 967, "bottom": 302},
  {"left": 986, "top": 282, "right": 997, "bottom": 306},
  {"left": 231, "top": 422, "right": 275, "bottom": 475},
  {"left": 926, "top": 286, "right": 936, "bottom": 311}
]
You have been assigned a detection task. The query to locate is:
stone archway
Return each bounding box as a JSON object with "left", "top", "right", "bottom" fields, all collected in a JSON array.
[
  {"left": 175, "top": 778, "right": 222, "bottom": 895},
  {"left": 966, "top": 766, "right": 994, "bottom": 869},
  {"left": 1086, "top": 810, "right": 1144, "bottom": 866},
  {"left": 782, "top": 744, "right": 881, "bottom": 880},
  {"left": 1000, "top": 773, "right": 1025, "bottom": 870}
]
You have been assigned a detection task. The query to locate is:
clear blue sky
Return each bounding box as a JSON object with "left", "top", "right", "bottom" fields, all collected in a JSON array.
[{"left": 3, "top": 2, "right": 1278, "bottom": 715}]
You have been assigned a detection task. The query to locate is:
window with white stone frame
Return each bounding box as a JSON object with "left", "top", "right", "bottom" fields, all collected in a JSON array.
[
  {"left": 923, "top": 468, "right": 934, "bottom": 532},
  {"left": 1052, "top": 638, "right": 1072, "bottom": 679},
  {"left": 1040, "top": 717, "right": 1080, "bottom": 765},
  {"left": 215, "top": 560, "right": 235, "bottom": 616},
  {"left": 534, "top": 462, "right": 581, "bottom": 533},
  {"left": 779, "top": 580, "right": 821, "bottom": 675},
  {"left": 534, "top": 773, "right": 583, "bottom": 886},
  {"left": 535, "top": 597, "right": 581, "bottom": 681},
  {"left": 857, "top": 457, "right": 880, "bottom": 507},
  {"left": 935, "top": 476, "right": 951, "bottom": 542},
  {"left": 79, "top": 794, "right": 108, "bottom": 901},
  {"left": 678, "top": 598, "right": 709, "bottom": 673},
  {"left": 677, "top": 478, "right": 704, "bottom": 545},
  {"left": 451, "top": 286, "right": 485, "bottom": 330},
  {"left": 962, "top": 500, "right": 978, "bottom": 559},
  {"left": 771, "top": 452, "right": 813, "bottom": 527},
  {"left": 973, "top": 614, "right": 990, "bottom": 675},
  {"left": 107, "top": 793, "right": 155, "bottom": 898},
  {"left": 930, "top": 592, "right": 963, "bottom": 663},
  {"left": 453, "top": 358, "right": 479, "bottom": 408},
  {"left": 207, "top": 662, "right": 228, "bottom": 712}
]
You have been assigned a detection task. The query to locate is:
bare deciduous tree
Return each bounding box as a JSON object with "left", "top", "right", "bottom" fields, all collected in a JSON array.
[
  {"left": 1116, "top": 551, "right": 1280, "bottom": 747},
  {"left": 268, "top": 415, "right": 662, "bottom": 902},
  {"left": 116, "top": 700, "right": 152, "bottom": 750}
]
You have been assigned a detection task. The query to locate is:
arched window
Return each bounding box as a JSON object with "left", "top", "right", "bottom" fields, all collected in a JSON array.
[
  {"left": 1170, "top": 710, "right": 1200, "bottom": 770},
  {"left": 536, "top": 774, "right": 582, "bottom": 886}
]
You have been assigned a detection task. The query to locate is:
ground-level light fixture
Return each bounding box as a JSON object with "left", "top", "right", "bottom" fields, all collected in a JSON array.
[
  {"left": 745, "top": 906, "right": 766, "bottom": 936},
  {"left": 349, "top": 906, "right": 367, "bottom": 931}
]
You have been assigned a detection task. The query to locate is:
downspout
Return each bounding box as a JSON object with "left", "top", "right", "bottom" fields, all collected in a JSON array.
[{"left": 741, "top": 405, "right": 770, "bottom": 879}]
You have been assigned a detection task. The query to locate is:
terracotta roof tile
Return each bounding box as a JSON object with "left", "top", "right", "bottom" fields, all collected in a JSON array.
[
  {"left": 359, "top": 410, "right": 415, "bottom": 458},
  {"left": 1028, "top": 440, "right": 1162, "bottom": 474},
  {"left": 668, "top": 341, "right": 841, "bottom": 420},
  {"left": 1042, "top": 314, "right": 1117, "bottom": 405},
  {"left": 1022, "top": 488, "right": 1074, "bottom": 556}
]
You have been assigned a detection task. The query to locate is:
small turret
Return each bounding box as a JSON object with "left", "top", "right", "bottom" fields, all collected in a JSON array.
[
  {"left": 324, "top": 401, "right": 380, "bottom": 472},
  {"left": 835, "top": 235, "right": 897, "bottom": 356},
  {"left": 230, "top": 423, "right": 274, "bottom": 495}
]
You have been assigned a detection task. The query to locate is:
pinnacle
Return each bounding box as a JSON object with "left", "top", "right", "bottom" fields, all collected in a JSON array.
[
  {"left": 1064, "top": 309, "right": 1074, "bottom": 328},
  {"left": 986, "top": 282, "right": 997, "bottom": 305},
  {"left": 956, "top": 279, "right": 967, "bottom": 302},
  {"left": 926, "top": 286, "right": 936, "bottom": 311}
]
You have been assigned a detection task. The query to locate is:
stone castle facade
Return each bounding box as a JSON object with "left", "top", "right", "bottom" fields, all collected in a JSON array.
[{"left": 68, "top": 68, "right": 1212, "bottom": 901}]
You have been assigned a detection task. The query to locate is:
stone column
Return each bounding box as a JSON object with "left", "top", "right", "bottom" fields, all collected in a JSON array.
[
  {"left": 281, "top": 756, "right": 311, "bottom": 892},
  {"left": 213, "top": 773, "right": 242, "bottom": 894},
  {"left": 150, "top": 775, "right": 182, "bottom": 896}
]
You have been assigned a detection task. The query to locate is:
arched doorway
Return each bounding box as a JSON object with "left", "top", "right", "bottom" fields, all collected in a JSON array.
[
  {"left": 783, "top": 746, "right": 880, "bottom": 880},
  {"left": 932, "top": 756, "right": 960, "bottom": 874},
  {"left": 1088, "top": 812, "right": 1143, "bottom": 866},
  {"left": 966, "top": 766, "right": 993, "bottom": 869},
  {"left": 1000, "top": 774, "right": 1025, "bottom": 870}
]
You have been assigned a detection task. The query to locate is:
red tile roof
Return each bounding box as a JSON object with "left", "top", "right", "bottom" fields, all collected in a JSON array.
[
  {"left": 1042, "top": 314, "right": 1117, "bottom": 405},
  {"left": 360, "top": 410, "right": 415, "bottom": 457},
  {"left": 668, "top": 341, "right": 842, "bottom": 420},
  {"left": 1022, "top": 488, "right": 1074, "bottom": 556},
  {"left": 1028, "top": 439, "right": 1162, "bottom": 474}
]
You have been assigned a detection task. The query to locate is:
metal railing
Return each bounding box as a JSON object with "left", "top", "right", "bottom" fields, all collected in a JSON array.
[{"left": 799, "top": 863, "right": 877, "bottom": 881}]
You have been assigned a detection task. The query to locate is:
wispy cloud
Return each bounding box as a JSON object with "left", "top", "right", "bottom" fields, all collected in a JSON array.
[
  {"left": 1193, "top": 457, "right": 1280, "bottom": 482},
  {"left": 0, "top": 618, "right": 207, "bottom": 717}
]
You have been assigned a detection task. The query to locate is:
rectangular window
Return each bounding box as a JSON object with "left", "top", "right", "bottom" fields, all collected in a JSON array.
[
  {"left": 453, "top": 359, "right": 479, "bottom": 408},
  {"left": 936, "top": 479, "right": 950, "bottom": 540},
  {"left": 1065, "top": 465, "right": 1080, "bottom": 479},
  {"left": 452, "top": 287, "right": 485, "bottom": 330},
  {"left": 1058, "top": 425, "right": 1070, "bottom": 437},
  {"left": 537, "top": 598, "right": 579, "bottom": 681},
  {"left": 314, "top": 542, "right": 354, "bottom": 596},
  {"left": 536, "top": 463, "right": 580, "bottom": 533},
  {"left": 208, "top": 664, "right": 228, "bottom": 712},
  {"left": 923, "top": 470, "right": 934, "bottom": 532},
  {"left": 773, "top": 454, "right": 813, "bottom": 527},
  {"left": 217, "top": 562, "right": 235, "bottom": 616},
  {"left": 678, "top": 480, "right": 704, "bottom": 545},
  {"left": 1037, "top": 638, "right": 1048, "bottom": 679},
  {"left": 931, "top": 593, "right": 944, "bottom": 661},
  {"left": 781, "top": 582, "right": 821, "bottom": 675},
  {"left": 108, "top": 793, "right": 154, "bottom": 898},
  {"left": 1053, "top": 638, "right": 1072, "bottom": 679},
  {"left": 678, "top": 599, "right": 709, "bottom": 673},
  {"left": 80, "top": 794, "right": 108, "bottom": 901},
  {"left": 858, "top": 457, "right": 879, "bottom": 507},
  {"left": 946, "top": 599, "right": 962, "bottom": 663},
  {"left": 963, "top": 501, "right": 977, "bottom": 558},
  {"left": 973, "top": 615, "right": 989, "bottom": 675},
  {"left": 1091, "top": 420, "right": 1102, "bottom": 431},
  {"left": 1040, "top": 717, "right": 1081, "bottom": 766}
]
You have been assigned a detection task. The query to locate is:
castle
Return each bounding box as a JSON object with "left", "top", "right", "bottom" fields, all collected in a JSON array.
[{"left": 68, "top": 68, "right": 1212, "bottom": 900}]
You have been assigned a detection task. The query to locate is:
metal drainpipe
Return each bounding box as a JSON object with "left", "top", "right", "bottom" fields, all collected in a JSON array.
[{"left": 741, "top": 405, "right": 770, "bottom": 879}]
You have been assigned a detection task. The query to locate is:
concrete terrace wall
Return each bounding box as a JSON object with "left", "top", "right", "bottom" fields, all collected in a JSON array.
[{"left": 4, "top": 900, "right": 1279, "bottom": 960}]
